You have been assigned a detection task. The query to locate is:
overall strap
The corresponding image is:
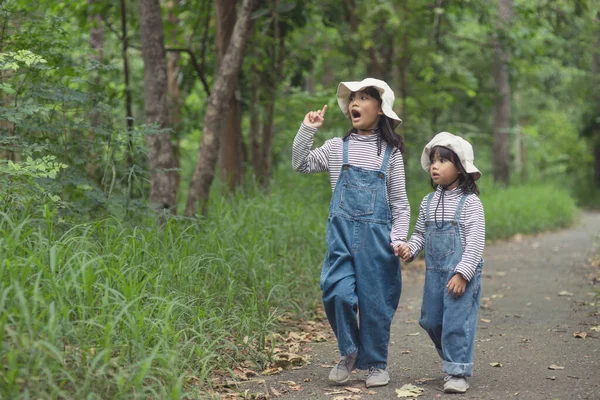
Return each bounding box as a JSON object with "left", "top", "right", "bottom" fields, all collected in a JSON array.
[
  {"left": 425, "top": 192, "right": 435, "bottom": 221},
  {"left": 342, "top": 139, "right": 349, "bottom": 165},
  {"left": 453, "top": 194, "right": 468, "bottom": 221},
  {"left": 380, "top": 143, "right": 393, "bottom": 173}
]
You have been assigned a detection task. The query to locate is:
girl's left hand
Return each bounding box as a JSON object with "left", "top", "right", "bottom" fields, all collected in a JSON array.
[{"left": 447, "top": 273, "right": 467, "bottom": 297}]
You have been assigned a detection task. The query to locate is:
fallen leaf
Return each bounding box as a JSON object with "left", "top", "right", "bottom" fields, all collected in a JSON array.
[
  {"left": 332, "top": 396, "right": 360, "bottom": 400},
  {"left": 489, "top": 362, "right": 503, "bottom": 367},
  {"left": 406, "top": 333, "right": 420, "bottom": 336},
  {"left": 558, "top": 291, "right": 574, "bottom": 297},
  {"left": 396, "top": 383, "right": 424, "bottom": 398},
  {"left": 324, "top": 390, "right": 347, "bottom": 395},
  {"left": 270, "top": 387, "right": 283, "bottom": 397},
  {"left": 262, "top": 367, "right": 283, "bottom": 376},
  {"left": 590, "top": 326, "right": 600, "bottom": 332},
  {"left": 415, "top": 377, "right": 434, "bottom": 384},
  {"left": 344, "top": 387, "right": 361, "bottom": 393},
  {"left": 548, "top": 364, "right": 564, "bottom": 370},
  {"left": 573, "top": 331, "right": 587, "bottom": 339},
  {"left": 546, "top": 376, "right": 556, "bottom": 380},
  {"left": 480, "top": 318, "right": 492, "bottom": 323},
  {"left": 321, "top": 364, "right": 334, "bottom": 368}
]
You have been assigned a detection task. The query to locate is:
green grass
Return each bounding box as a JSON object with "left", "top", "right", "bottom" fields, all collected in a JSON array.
[
  {"left": 0, "top": 170, "right": 580, "bottom": 398},
  {"left": 481, "top": 183, "right": 579, "bottom": 240}
]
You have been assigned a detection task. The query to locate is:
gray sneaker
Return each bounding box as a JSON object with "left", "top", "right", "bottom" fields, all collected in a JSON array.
[
  {"left": 443, "top": 375, "right": 469, "bottom": 393},
  {"left": 365, "top": 367, "right": 390, "bottom": 388},
  {"left": 328, "top": 354, "right": 357, "bottom": 384}
]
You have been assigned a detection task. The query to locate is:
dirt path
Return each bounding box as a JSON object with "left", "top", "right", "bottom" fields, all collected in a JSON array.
[{"left": 244, "top": 212, "right": 600, "bottom": 400}]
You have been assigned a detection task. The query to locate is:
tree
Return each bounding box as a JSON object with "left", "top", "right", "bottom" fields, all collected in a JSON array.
[
  {"left": 492, "top": 0, "right": 513, "bottom": 185},
  {"left": 216, "top": 0, "right": 244, "bottom": 192},
  {"left": 185, "top": 0, "right": 256, "bottom": 217},
  {"left": 138, "top": 0, "right": 179, "bottom": 213}
]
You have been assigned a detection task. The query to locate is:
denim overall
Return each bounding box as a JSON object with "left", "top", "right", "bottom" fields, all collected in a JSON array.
[
  {"left": 419, "top": 192, "right": 482, "bottom": 377},
  {"left": 320, "top": 139, "right": 402, "bottom": 370}
]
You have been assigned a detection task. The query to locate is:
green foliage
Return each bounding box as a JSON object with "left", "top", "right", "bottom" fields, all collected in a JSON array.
[
  {"left": 481, "top": 182, "right": 579, "bottom": 240},
  {"left": 0, "top": 170, "right": 327, "bottom": 398}
]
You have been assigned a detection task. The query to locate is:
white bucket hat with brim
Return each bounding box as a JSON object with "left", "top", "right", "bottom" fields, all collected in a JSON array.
[
  {"left": 421, "top": 131, "right": 481, "bottom": 180},
  {"left": 336, "top": 78, "right": 402, "bottom": 128}
]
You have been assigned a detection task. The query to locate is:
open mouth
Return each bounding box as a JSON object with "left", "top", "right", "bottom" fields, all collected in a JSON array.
[{"left": 351, "top": 110, "right": 361, "bottom": 119}]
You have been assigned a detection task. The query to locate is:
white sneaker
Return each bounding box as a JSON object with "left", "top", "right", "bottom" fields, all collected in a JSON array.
[
  {"left": 443, "top": 375, "right": 469, "bottom": 393},
  {"left": 328, "top": 354, "right": 357, "bottom": 384},
  {"left": 365, "top": 367, "right": 390, "bottom": 388}
]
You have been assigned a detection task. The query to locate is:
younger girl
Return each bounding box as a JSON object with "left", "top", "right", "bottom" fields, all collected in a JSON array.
[
  {"left": 292, "top": 78, "right": 410, "bottom": 388},
  {"left": 397, "top": 131, "right": 484, "bottom": 394}
]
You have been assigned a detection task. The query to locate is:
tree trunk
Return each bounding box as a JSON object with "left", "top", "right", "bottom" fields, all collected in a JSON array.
[
  {"left": 185, "top": 0, "right": 255, "bottom": 217},
  {"left": 87, "top": 0, "right": 103, "bottom": 180},
  {"left": 166, "top": 0, "right": 183, "bottom": 192},
  {"left": 122, "top": 0, "right": 135, "bottom": 172},
  {"left": 138, "top": 0, "right": 178, "bottom": 213},
  {"left": 492, "top": 0, "right": 513, "bottom": 185},
  {"left": 216, "top": 0, "right": 243, "bottom": 192},
  {"left": 593, "top": 11, "right": 600, "bottom": 187}
]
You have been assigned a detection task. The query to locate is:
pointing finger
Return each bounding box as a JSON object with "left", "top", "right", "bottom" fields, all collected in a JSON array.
[{"left": 320, "top": 104, "right": 328, "bottom": 117}]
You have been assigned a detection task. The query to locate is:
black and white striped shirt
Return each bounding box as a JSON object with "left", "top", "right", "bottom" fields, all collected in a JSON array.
[
  {"left": 407, "top": 186, "right": 485, "bottom": 281},
  {"left": 292, "top": 123, "right": 410, "bottom": 244}
]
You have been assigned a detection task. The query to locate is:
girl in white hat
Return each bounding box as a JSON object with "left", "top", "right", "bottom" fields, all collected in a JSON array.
[
  {"left": 292, "top": 78, "right": 410, "bottom": 388},
  {"left": 396, "top": 132, "right": 485, "bottom": 394}
]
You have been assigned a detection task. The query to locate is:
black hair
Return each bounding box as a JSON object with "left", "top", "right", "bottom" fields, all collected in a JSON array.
[
  {"left": 342, "top": 86, "right": 405, "bottom": 155},
  {"left": 429, "top": 146, "right": 480, "bottom": 195}
]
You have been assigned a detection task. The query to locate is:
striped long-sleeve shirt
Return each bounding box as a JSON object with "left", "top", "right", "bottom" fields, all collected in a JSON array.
[
  {"left": 292, "top": 123, "right": 410, "bottom": 244},
  {"left": 407, "top": 186, "right": 485, "bottom": 281}
]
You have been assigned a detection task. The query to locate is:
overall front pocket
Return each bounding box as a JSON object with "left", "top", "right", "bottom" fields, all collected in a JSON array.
[
  {"left": 339, "top": 184, "right": 376, "bottom": 217},
  {"left": 426, "top": 231, "right": 457, "bottom": 261}
]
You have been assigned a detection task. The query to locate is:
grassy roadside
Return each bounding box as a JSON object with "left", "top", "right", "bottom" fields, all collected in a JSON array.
[{"left": 0, "top": 173, "right": 580, "bottom": 398}]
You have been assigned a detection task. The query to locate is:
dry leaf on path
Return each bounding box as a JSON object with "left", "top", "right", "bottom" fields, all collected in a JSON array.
[
  {"left": 332, "top": 396, "right": 360, "bottom": 400},
  {"left": 344, "top": 387, "right": 362, "bottom": 393},
  {"left": 558, "top": 291, "right": 574, "bottom": 297},
  {"left": 548, "top": 364, "right": 565, "bottom": 370},
  {"left": 489, "top": 362, "right": 503, "bottom": 367},
  {"left": 396, "top": 383, "right": 424, "bottom": 397},
  {"left": 406, "top": 333, "right": 420, "bottom": 336},
  {"left": 480, "top": 318, "right": 492, "bottom": 323},
  {"left": 262, "top": 367, "right": 283, "bottom": 376},
  {"left": 573, "top": 331, "right": 587, "bottom": 339},
  {"left": 591, "top": 326, "right": 600, "bottom": 332},
  {"left": 415, "top": 377, "right": 434, "bottom": 384}
]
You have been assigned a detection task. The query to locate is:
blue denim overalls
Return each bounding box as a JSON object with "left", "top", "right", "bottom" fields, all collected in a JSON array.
[
  {"left": 419, "top": 192, "right": 482, "bottom": 377},
  {"left": 320, "top": 139, "right": 402, "bottom": 370}
]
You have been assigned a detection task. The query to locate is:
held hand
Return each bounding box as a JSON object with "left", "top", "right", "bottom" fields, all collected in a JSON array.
[
  {"left": 391, "top": 242, "right": 412, "bottom": 262},
  {"left": 303, "top": 105, "right": 328, "bottom": 129},
  {"left": 447, "top": 273, "right": 467, "bottom": 298}
]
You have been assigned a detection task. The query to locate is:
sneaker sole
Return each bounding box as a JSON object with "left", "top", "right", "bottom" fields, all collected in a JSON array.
[
  {"left": 366, "top": 379, "right": 390, "bottom": 388},
  {"left": 329, "top": 376, "right": 350, "bottom": 385},
  {"left": 443, "top": 384, "right": 469, "bottom": 393}
]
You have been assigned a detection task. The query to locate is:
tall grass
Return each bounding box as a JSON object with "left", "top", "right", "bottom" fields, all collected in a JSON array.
[
  {"left": 0, "top": 175, "right": 329, "bottom": 399},
  {"left": 0, "top": 170, "right": 579, "bottom": 398}
]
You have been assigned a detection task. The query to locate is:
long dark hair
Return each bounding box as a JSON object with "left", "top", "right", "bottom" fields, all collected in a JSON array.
[
  {"left": 342, "top": 86, "right": 405, "bottom": 155},
  {"left": 430, "top": 146, "right": 479, "bottom": 195}
]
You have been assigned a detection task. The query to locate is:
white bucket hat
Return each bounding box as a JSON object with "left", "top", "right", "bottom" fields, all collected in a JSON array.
[
  {"left": 421, "top": 131, "right": 481, "bottom": 180},
  {"left": 336, "top": 78, "right": 402, "bottom": 128}
]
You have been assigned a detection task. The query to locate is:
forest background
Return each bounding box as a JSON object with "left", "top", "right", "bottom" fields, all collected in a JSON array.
[{"left": 1, "top": 0, "right": 599, "bottom": 398}]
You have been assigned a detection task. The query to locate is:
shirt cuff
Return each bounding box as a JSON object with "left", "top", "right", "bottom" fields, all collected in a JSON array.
[{"left": 454, "top": 263, "right": 475, "bottom": 282}]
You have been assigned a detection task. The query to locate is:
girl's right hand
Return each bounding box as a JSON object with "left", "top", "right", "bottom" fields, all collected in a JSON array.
[{"left": 303, "top": 105, "right": 328, "bottom": 129}]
